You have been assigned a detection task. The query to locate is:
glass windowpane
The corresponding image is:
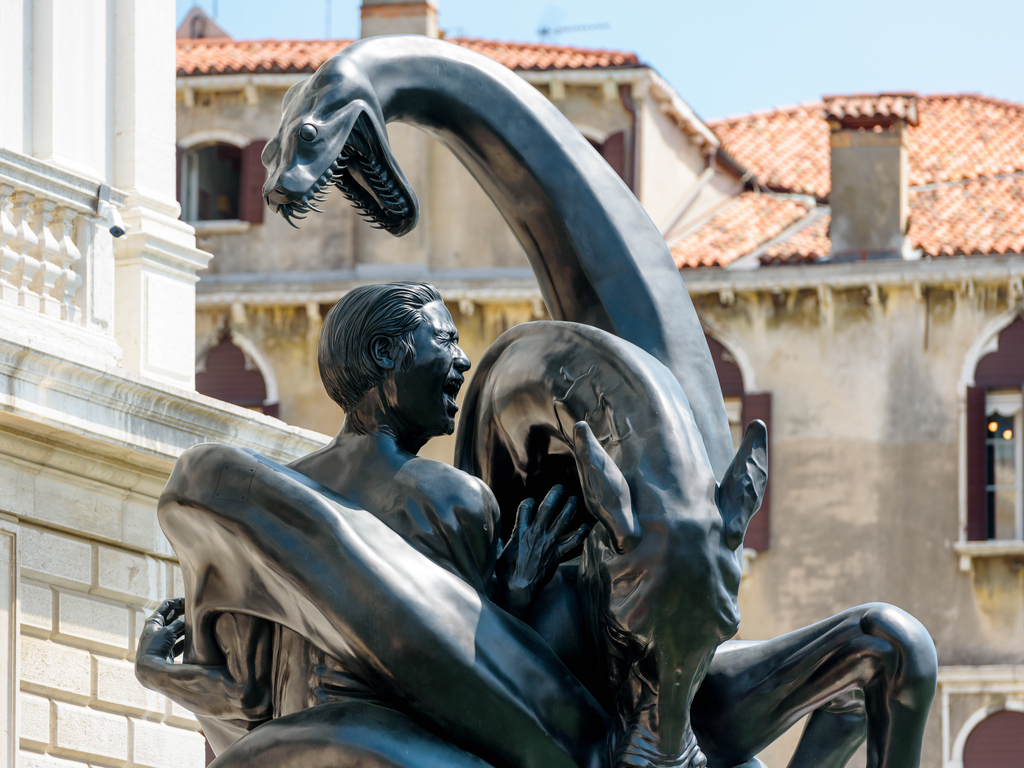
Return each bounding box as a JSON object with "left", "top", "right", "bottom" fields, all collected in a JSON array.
[
  {"left": 992, "top": 488, "right": 1017, "bottom": 540},
  {"left": 990, "top": 441, "right": 1016, "bottom": 487}
]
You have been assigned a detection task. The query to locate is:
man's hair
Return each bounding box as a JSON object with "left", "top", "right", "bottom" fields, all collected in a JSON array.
[{"left": 318, "top": 282, "right": 443, "bottom": 412}]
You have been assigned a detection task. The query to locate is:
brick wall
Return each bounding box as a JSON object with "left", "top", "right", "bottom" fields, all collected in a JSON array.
[{"left": 17, "top": 525, "right": 205, "bottom": 768}]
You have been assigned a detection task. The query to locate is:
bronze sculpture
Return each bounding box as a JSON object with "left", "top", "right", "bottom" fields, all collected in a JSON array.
[{"left": 138, "top": 36, "right": 938, "bottom": 767}]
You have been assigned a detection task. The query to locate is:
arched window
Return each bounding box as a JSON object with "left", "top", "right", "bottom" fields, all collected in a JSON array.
[
  {"left": 967, "top": 317, "right": 1024, "bottom": 541},
  {"left": 176, "top": 138, "right": 268, "bottom": 224},
  {"left": 706, "top": 335, "right": 772, "bottom": 551},
  {"left": 963, "top": 709, "right": 1024, "bottom": 767},
  {"left": 196, "top": 334, "right": 279, "bottom": 417}
]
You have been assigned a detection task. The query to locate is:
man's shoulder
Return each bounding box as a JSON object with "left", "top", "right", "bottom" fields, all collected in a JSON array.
[{"left": 396, "top": 458, "right": 498, "bottom": 512}]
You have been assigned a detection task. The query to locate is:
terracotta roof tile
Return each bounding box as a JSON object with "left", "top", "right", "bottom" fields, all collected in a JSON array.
[
  {"left": 910, "top": 175, "right": 1024, "bottom": 257},
  {"left": 669, "top": 193, "right": 811, "bottom": 269},
  {"left": 709, "top": 104, "right": 831, "bottom": 197},
  {"left": 176, "top": 36, "right": 640, "bottom": 77},
  {"left": 823, "top": 93, "right": 919, "bottom": 128},
  {"left": 709, "top": 95, "right": 1024, "bottom": 198},
  {"left": 761, "top": 215, "right": 830, "bottom": 265},
  {"left": 450, "top": 38, "right": 639, "bottom": 71},
  {"left": 694, "top": 175, "right": 1024, "bottom": 267}
]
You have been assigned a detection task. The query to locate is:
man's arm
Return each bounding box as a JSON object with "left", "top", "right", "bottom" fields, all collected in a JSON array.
[{"left": 135, "top": 599, "right": 272, "bottom": 722}]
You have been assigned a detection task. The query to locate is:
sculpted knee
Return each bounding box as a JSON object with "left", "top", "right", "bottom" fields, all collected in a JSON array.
[{"left": 858, "top": 603, "right": 937, "bottom": 697}]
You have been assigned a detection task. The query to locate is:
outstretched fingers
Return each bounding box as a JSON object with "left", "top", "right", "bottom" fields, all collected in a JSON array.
[
  {"left": 549, "top": 495, "right": 578, "bottom": 537},
  {"left": 534, "top": 484, "right": 565, "bottom": 529},
  {"left": 557, "top": 523, "right": 592, "bottom": 559},
  {"left": 514, "top": 497, "right": 536, "bottom": 536}
]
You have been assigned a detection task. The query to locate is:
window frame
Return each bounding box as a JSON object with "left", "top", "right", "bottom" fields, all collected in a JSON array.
[{"left": 984, "top": 391, "right": 1023, "bottom": 541}]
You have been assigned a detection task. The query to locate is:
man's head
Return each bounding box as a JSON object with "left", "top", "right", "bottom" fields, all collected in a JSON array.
[{"left": 319, "top": 282, "right": 470, "bottom": 437}]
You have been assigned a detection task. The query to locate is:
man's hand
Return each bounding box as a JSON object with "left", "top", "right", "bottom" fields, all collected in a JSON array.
[
  {"left": 137, "top": 598, "right": 185, "bottom": 675},
  {"left": 495, "top": 485, "right": 591, "bottom": 620},
  {"left": 134, "top": 599, "right": 273, "bottom": 722}
]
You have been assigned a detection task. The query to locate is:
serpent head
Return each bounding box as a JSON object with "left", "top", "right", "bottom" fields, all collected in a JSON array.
[{"left": 262, "top": 50, "right": 419, "bottom": 235}]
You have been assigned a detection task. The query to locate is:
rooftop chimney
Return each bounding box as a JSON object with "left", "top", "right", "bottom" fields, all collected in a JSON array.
[
  {"left": 361, "top": 0, "right": 439, "bottom": 39},
  {"left": 824, "top": 93, "right": 918, "bottom": 261}
]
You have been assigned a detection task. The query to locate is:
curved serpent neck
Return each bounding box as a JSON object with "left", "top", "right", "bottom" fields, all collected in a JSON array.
[{"left": 343, "top": 36, "right": 732, "bottom": 478}]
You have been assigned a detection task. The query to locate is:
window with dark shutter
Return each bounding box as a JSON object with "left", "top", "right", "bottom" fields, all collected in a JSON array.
[
  {"left": 970, "top": 317, "right": 1024, "bottom": 541},
  {"left": 963, "top": 709, "right": 1024, "bottom": 768},
  {"left": 585, "top": 131, "right": 631, "bottom": 190},
  {"left": 239, "top": 139, "right": 268, "bottom": 224},
  {"left": 180, "top": 143, "right": 241, "bottom": 221},
  {"left": 966, "top": 386, "right": 988, "bottom": 540},
  {"left": 600, "top": 131, "right": 628, "bottom": 186}
]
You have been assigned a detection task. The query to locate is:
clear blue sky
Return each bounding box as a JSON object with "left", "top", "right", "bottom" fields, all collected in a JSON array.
[{"left": 177, "top": 0, "right": 1024, "bottom": 121}]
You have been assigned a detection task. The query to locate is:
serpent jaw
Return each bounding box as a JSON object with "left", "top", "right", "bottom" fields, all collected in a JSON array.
[{"left": 274, "top": 113, "right": 414, "bottom": 235}]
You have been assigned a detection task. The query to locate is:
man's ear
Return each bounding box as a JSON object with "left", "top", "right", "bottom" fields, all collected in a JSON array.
[{"left": 371, "top": 336, "right": 396, "bottom": 370}]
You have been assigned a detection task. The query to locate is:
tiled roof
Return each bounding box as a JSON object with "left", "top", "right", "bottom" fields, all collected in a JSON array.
[
  {"left": 176, "top": 36, "right": 640, "bottom": 76},
  {"left": 908, "top": 175, "right": 1024, "bottom": 257},
  {"left": 177, "top": 39, "right": 351, "bottom": 75},
  {"left": 709, "top": 95, "right": 1024, "bottom": 198},
  {"left": 679, "top": 174, "right": 1024, "bottom": 267},
  {"left": 760, "top": 215, "right": 830, "bottom": 265},
  {"left": 450, "top": 38, "right": 639, "bottom": 71},
  {"left": 669, "top": 193, "right": 812, "bottom": 269}
]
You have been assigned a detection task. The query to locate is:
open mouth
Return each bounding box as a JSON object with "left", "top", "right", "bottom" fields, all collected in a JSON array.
[
  {"left": 443, "top": 375, "right": 464, "bottom": 412},
  {"left": 276, "top": 113, "right": 414, "bottom": 235}
]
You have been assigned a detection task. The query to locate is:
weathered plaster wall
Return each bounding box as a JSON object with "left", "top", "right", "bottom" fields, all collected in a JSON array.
[
  {"left": 697, "top": 283, "right": 1024, "bottom": 767},
  {"left": 699, "top": 285, "right": 1023, "bottom": 660}
]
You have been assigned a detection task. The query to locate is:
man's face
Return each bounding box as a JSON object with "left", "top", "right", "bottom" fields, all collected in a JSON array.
[{"left": 388, "top": 301, "right": 471, "bottom": 439}]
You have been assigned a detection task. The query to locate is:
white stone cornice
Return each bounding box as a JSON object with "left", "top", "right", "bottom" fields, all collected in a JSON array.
[
  {"left": 0, "top": 336, "right": 327, "bottom": 471},
  {"left": 682, "top": 254, "right": 1024, "bottom": 295}
]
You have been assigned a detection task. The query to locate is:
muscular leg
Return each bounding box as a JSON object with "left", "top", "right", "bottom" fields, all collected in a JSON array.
[
  {"left": 690, "top": 604, "right": 937, "bottom": 768},
  {"left": 788, "top": 691, "right": 866, "bottom": 768},
  {"left": 161, "top": 446, "right": 608, "bottom": 768},
  {"left": 209, "top": 701, "right": 493, "bottom": 768}
]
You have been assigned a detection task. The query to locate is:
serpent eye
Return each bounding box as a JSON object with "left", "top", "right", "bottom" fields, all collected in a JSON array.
[{"left": 300, "top": 124, "right": 318, "bottom": 141}]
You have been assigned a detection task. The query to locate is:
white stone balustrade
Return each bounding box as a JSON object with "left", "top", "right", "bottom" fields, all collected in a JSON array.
[{"left": 0, "top": 148, "right": 126, "bottom": 368}]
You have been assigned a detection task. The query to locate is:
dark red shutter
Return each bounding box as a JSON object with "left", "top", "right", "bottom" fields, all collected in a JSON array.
[
  {"left": 742, "top": 392, "right": 772, "bottom": 551},
  {"left": 601, "top": 131, "right": 627, "bottom": 184},
  {"left": 966, "top": 385, "right": 988, "bottom": 540},
  {"left": 176, "top": 144, "right": 184, "bottom": 211},
  {"left": 238, "top": 139, "right": 268, "bottom": 224},
  {"left": 205, "top": 737, "right": 216, "bottom": 766},
  {"left": 964, "top": 710, "right": 1024, "bottom": 768},
  {"left": 196, "top": 338, "right": 268, "bottom": 408}
]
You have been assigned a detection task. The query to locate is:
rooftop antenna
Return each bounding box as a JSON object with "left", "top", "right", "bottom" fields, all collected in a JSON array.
[{"left": 537, "top": 22, "right": 610, "bottom": 43}]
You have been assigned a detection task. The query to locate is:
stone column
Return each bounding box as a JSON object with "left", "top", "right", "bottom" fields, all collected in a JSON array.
[
  {"left": 111, "top": 0, "right": 212, "bottom": 388},
  {"left": 0, "top": 516, "right": 18, "bottom": 768}
]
